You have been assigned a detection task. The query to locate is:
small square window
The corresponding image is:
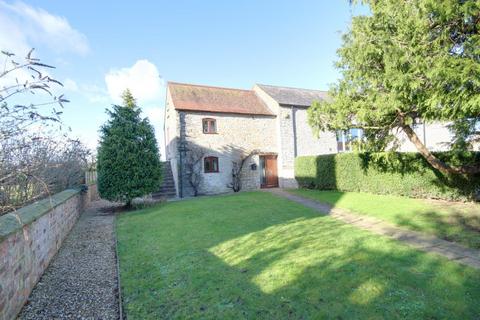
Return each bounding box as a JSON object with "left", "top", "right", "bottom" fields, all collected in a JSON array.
[
  {"left": 204, "top": 156, "right": 219, "bottom": 173},
  {"left": 202, "top": 118, "right": 217, "bottom": 134}
]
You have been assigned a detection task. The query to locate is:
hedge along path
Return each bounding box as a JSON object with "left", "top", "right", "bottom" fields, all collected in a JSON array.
[
  {"left": 294, "top": 152, "right": 480, "bottom": 201},
  {"left": 266, "top": 189, "right": 480, "bottom": 270}
]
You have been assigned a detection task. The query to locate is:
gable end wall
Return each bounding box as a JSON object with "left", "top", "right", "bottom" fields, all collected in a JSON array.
[{"left": 179, "top": 111, "right": 278, "bottom": 196}]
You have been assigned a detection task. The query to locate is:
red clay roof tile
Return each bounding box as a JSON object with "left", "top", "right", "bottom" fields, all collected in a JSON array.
[{"left": 168, "top": 82, "right": 274, "bottom": 116}]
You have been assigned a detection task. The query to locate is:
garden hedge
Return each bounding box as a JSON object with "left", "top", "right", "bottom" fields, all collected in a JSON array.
[{"left": 295, "top": 152, "right": 480, "bottom": 201}]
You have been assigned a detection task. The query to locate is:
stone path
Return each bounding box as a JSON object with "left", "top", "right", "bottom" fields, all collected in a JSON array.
[
  {"left": 267, "top": 188, "right": 480, "bottom": 269},
  {"left": 18, "top": 200, "right": 120, "bottom": 320}
]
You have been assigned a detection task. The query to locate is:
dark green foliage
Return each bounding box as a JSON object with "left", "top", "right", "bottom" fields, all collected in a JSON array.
[
  {"left": 448, "top": 119, "right": 480, "bottom": 152},
  {"left": 308, "top": 0, "right": 480, "bottom": 174},
  {"left": 295, "top": 152, "right": 480, "bottom": 201},
  {"left": 97, "top": 90, "right": 162, "bottom": 206}
]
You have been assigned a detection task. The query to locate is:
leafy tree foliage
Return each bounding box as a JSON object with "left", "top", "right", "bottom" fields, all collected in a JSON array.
[
  {"left": 0, "top": 48, "right": 90, "bottom": 215},
  {"left": 449, "top": 118, "right": 480, "bottom": 152},
  {"left": 309, "top": 0, "right": 480, "bottom": 175},
  {"left": 97, "top": 90, "right": 162, "bottom": 206},
  {"left": 1, "top": 49, "right": 69, "bottom": 142}
]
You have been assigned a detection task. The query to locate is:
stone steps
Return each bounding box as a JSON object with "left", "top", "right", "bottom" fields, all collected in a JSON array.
[{"left": 153, "top": 161, "right": 176, "bottom": 199}]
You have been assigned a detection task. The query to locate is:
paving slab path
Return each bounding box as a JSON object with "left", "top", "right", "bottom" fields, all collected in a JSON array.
[
  {"left": 18, "top": 200, "right": 121, "bottom": 320},
  {"left": 267, "top": 188, "right": 480, "bottom": 270}
]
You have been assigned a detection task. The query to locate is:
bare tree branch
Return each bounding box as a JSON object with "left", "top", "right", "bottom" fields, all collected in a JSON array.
[{"left": 228, "top": 149, "right": 259, "bottom": 192}]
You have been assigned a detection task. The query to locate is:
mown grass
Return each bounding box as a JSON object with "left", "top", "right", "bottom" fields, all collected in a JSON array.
[
  {"left": 117, "top": 192, "right": 480, "bottom": 319},
  {"left": 289, "top": 189, "right": 480, "bottom": 249}
]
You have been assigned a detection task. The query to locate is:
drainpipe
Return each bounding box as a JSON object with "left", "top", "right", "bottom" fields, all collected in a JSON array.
[
  {"left": 291, "top": 106, "right": 298, "bottom": 157},
  {"left": 178, "top": 152, "right": 183, "bottom": 198},
  {"left": 178, "top": 112, "right": 186, "bottom": 198}
]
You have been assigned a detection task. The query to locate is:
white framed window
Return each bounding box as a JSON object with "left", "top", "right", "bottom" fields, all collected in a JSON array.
[
  {"left": 202, "top": 118, "right": 217, "bottom": 134},
  {"left": 336, "top": 128, "right": 363, "bottom": 152}
]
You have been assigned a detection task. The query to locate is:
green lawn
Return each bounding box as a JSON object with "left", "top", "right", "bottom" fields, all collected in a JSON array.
[
  {"left": 289, "top": 189, "right": 480, "bottom": 249},
  {"left": 117, "top": 192, "right": 480, "bottom": 319}
]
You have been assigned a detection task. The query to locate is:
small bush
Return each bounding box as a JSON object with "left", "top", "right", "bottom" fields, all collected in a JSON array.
[{"left": 295, "top": 152, "right": 480, "bottom": 201}]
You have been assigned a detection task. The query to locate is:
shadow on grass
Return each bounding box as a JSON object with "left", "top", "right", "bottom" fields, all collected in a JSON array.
[
  {"left": 117, "top": 192, "right": 480, "bottom": 319},
  {"left": 291, "top": 189, "right": 480, "bottom": 249},
  {"left": 393, "top": 208, "right": 480, "bottom": 249}
]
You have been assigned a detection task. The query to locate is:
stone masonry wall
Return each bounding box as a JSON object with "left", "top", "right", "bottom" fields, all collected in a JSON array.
[
  {"left": 253, "top": 85, "right": 337, "bottom": 189},
  {"left": 394, "top": 122, "right": 454, "bottom": 152},
  {"left": 278, "top": 106, "right": 296, "bottom": 188},
  {"left": 180, "top": 111, "right": 277, "bottom": 196},
  {"left": 294, "top": 108, "right": 337, "bottom": 156},
  {"left": 165, "top": 89, "right": 180, "bottom": 197},
  {"left": 0, "top": 189, "right": 88, "bottom": 320},
  {"left": 277, "top": 105, "right": 337, "bottom": 188}
]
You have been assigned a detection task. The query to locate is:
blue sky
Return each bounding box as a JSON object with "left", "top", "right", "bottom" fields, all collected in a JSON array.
[{"left": 0, "top": 1, "right": 367, "bottom": 156}]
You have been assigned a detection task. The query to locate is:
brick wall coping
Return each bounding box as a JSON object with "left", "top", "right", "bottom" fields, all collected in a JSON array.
[{"left": 0, "top": 189, "right": 81, "bottom": 242}]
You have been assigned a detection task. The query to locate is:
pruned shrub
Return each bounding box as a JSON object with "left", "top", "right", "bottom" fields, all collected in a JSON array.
[{"left": 295, "top": 152, "right": 480, "bottom": 201}]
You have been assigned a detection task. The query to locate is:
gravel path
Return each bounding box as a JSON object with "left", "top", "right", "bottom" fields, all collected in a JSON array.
[{"left": 18, "top": 200, "right": 121, "bottom": 320}]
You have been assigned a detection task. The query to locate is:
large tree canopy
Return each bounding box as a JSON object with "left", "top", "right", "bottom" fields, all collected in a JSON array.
[{"left": 308, "top": 0, "right": 480, "bottom": 175}]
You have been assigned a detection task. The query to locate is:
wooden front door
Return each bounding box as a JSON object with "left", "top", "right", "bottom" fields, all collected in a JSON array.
[{"left": 260, "top": 155, "right": 278, "bottom": 188}]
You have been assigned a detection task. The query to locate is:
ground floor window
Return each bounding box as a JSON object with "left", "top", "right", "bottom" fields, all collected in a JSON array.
[
  {"left": 336, "top": 128, "right": 363, "bottom": 152},
  {"left": 204, "top": 156, "right": 219, "bottom": 173}
]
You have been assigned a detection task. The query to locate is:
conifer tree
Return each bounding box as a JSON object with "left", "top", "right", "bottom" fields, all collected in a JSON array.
[
  {"left": 97, "top": 89, "right": 162, "bottom": 206},
  {"left": 309, "top": 0, "right": 480, "bottom": 175}
]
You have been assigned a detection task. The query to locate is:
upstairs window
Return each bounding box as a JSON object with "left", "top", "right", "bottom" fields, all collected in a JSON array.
[
  {"left": 202, "top": 118, "right": 217, "bottom": 134},
  {"left": 337, "top": 128, "right": 363, "bottom": 152},
  {"left": 204, "top": 156, "right": 219, "bottom": 173}
]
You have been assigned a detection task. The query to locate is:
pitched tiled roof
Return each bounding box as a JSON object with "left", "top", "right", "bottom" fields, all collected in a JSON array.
[
  {"left": 256, "top": 84, "right": 328, "bottom": 107},
  {"left": 168, "top": 82, "right": 274, "bottom": 116}
]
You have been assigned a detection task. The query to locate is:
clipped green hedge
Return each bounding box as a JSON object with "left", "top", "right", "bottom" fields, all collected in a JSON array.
[{"left": 295, "top": 152, "right": 480, "bottom": 201}]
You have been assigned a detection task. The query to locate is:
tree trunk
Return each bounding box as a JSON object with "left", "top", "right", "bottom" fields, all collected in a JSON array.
[
  {"left": 401, "top": 123, "right": 480, "bottom": 175},
  {"left": 232, "top": 173, "right": 241, "bottom": 192}
]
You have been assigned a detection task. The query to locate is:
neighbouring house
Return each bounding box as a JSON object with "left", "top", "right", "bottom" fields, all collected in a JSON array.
[{"left": 164, "top": 81, "right": 460, "bottom": 197}]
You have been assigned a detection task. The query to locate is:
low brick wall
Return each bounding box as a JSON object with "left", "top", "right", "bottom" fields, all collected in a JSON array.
[{"left": 0, "top": 188, "right": 92, "bottom": 320}]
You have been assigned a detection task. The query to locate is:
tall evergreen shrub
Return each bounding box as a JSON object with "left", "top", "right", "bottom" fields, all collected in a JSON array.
[{"left": 97, "top": 90, "right": 162, "bottom": 206}]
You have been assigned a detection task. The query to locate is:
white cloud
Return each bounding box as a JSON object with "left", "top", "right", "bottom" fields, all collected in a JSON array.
[
  {"left": 104, "top": 59, "right": 165, "bottom": 155},
  {"left": 0, "top": 1, "right": 89, "bottom": 55},
  {"left": 143, "top": 106, "right": 165, "bottom": 159},
  {"left": 62, "top": 78, "right": 110, "bottom": 103},
  {"left": 144, "top": 106, "right": 163, "bottom": 123},
  {"left": 63, "top": 78, "right": 79, "bottom": 92},
  {"left": 105, "top": 60, "right": 165, "bottom": 104},
  {"left": 82, "top": 84, "right": 110, "bottom": 103},
  {"left": 0, "top": 63, "right": 31, "bottom": 88}
]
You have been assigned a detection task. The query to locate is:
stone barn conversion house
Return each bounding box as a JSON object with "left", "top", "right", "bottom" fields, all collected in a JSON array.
[
  {"left": 164, "top": 81, "right": 456, "bottom": 198},
  {"left": 164, "top": 82, "right": 337, "bottom": 197}
]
